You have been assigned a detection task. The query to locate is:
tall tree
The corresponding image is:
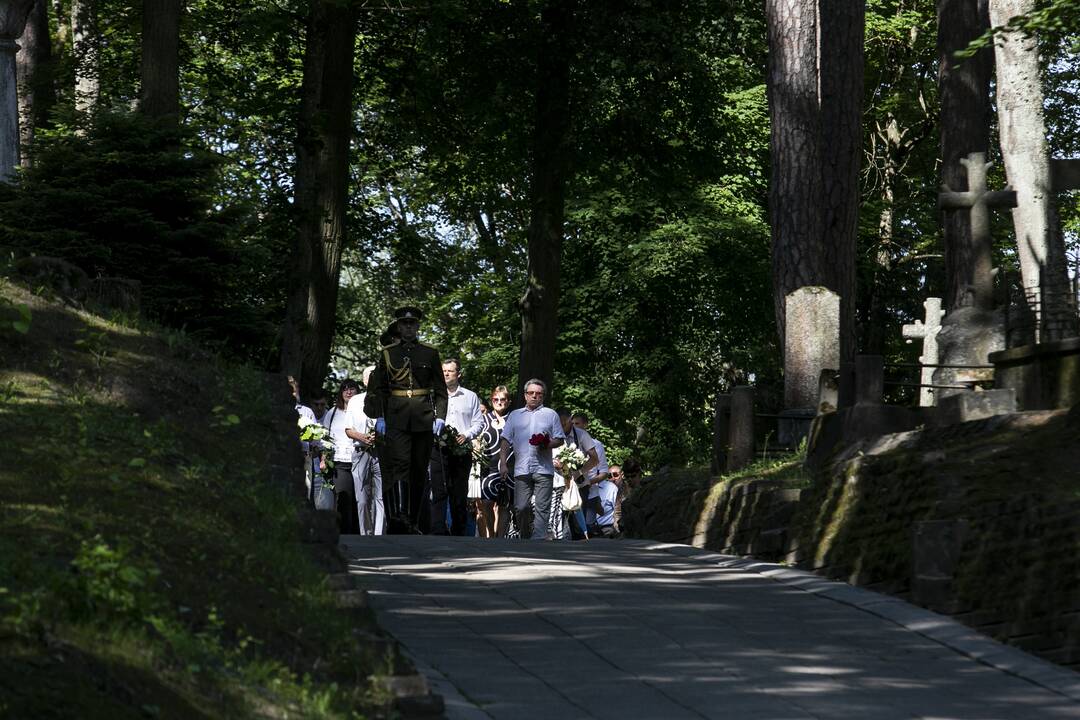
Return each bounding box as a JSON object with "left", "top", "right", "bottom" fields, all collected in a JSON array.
[
  {"left": 766, "top": 0, "right": 864, "bottom": 380},
  {"left": 989, "top": 0, "right": 1073, "bottom": 339},
  {"left": 517, "top": 0, "right": 574, "bottom": 398},
  {"left": 0, "top": 0, "right": 35, "bottom": 179},
  {"left": 819, "top": 0, "right": 865, "bottom": 377},
  {"left": 140, "top": 0, "right": 181, "bottom": 122},
  {"left": 70, "top": 0, "right": 98, "bottom": 116},
  {"left": 15, "top": 0, "right": 52, "bottom": 166},
  {"left": 937, "top": 0, "right": 994, "bottom": 310},
  {"left": 280, "top": 0, "right": 356, "bottom": 398}
]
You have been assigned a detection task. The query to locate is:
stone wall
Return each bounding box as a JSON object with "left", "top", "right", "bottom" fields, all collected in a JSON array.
[{"left": 623, "top": 406, "right": 1080, "bottom": 670}]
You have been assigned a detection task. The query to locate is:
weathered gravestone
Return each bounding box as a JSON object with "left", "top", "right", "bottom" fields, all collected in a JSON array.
[
  {"left": 903, "top": 298, "right": 945, "bottom": 406},
  {"left": 779, "top": 287, "right": 840, "bottom": 447}
]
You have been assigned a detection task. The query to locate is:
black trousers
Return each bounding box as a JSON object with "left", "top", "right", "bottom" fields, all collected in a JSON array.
[
  {"left": 334, "top": 463, "right": 360, "bottom": 534},
  {"left": 429, "top": 447, "right": 471, "bottom": 536},
  {"left": 382, "top": 426, "right": 435, "bottom": 533}
]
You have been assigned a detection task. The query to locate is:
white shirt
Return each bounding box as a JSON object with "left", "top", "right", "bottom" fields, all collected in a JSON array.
[
  {"left": 321, "top": 405, "right": 353, "bottom": 464},
  {"left": 586, "top": 439, "right": 609, "bottom": 481},
  {"left": 586, "top": 479, "right": 618, "bottom": 527},
  {"left": 445, "top": 385, "right": 485, "bottom": 441},
  {"left": 345, "top": 392, "right": 375, "bottom": 434}
]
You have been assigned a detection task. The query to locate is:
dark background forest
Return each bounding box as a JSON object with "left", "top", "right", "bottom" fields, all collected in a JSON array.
[{"left": 1, "top": 0, "right": 1078, "bottom": 468}]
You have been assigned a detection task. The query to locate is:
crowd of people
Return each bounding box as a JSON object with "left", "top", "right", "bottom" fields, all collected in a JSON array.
[{"left": 293, "top": 305, "right": 645, "bottom": 540}]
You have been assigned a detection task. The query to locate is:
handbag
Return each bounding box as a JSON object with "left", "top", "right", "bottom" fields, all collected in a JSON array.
[{"left": 561, "top": 477, "right": 583, "bottom": 512}]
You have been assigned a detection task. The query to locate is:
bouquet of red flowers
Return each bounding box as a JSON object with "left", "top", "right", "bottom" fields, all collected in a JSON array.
[{"left": 528, "top": 432, "right": 551, "bottom": 449}]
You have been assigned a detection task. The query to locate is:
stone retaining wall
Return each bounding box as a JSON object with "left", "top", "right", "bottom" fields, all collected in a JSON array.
[{"left": 623, "top": 406, "right": 1080, "bottom": 670}]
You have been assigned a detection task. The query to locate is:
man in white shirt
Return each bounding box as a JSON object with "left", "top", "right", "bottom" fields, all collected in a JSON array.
[
  {"left": 346, "top": 366, "right": 384, "bottom": 535},
  {"left": 429, "top": 358, "right": 485, "bottom": 535},
  {"left": 499, "top": 379, "right": 565, "bottom": 540},
  {"left": 571, "top": 412, "right": 609, "bottom": 485}
]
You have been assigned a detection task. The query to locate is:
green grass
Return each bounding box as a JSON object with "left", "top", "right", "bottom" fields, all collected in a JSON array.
[{"left": 0, "top": 280, "right": 386, "bottom": 719}]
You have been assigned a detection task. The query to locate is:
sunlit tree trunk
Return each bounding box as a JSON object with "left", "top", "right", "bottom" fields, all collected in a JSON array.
[
  {"left": 517, "top": 0, "right": 573, "bottom": 400},
  {"left": 766, "top": 0, "right": 863, "bottom": 372},
  {"left": 15, "top": 0, "right": 51, "bottom": 166},
  {"left": 281, "top": 0, "right": 356, "bottom": 398},
  {"left": 989, "top": 0, "right": 1073, "bottom": 340},
  {"left": 70, "top": 0, "right": 98, "bottom": 116},
  {"left": 0, "top": 0, "right": 34, "bottom": 179}
]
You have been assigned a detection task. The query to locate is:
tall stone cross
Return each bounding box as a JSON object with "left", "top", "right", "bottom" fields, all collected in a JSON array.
[
  {"left": 902, "top": 298, "right": 945, "bottom": 407},
  {"left": 938, "top": 152, "right": 1018, "bottom": 310}
]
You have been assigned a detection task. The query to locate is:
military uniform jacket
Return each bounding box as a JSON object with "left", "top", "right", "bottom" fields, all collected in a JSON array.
[{"left": 365, "top": 339, "right": 449, "bottom": 432}]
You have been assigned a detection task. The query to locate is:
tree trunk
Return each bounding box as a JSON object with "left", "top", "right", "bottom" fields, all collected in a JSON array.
[
  {"left": 0, "top": 0, "right": 34, "bottom": 180},
  {"left": 766, "top": 0, "right": 863, "bottom": 404},
  {"left": 516, "top": 0, "right": 573, "bottom": 400},
  {"left": 70, "top": 0, "right": 98, "bottom": 116},
  {"left": 766, "top": 0, "right": 825, "bottom": 347},
  {"left": 280, "top": 0, "right": 356, "bottom": 399},
  {"left": 818, "top": 0, "right": 864, "bottom": 389},
  {"left": 937, "top": 0, "right": 994, "bottom": 311},
  {"left": 989, "top": 0, "right": 1073, "bottom": 340},
  {"left": 15, "top": 0, "right": 52, "bottom": 166},
  {"left": 140, "top": 0, "right": 181, "bottom": 122}
]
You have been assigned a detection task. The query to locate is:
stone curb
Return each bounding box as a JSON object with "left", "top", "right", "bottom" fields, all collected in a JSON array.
[{"left": 636, "top": 540, "right": 1080, "bottom": 703}]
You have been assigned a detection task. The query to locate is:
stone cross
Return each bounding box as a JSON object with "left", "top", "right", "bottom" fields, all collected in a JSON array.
[
  {"left": 938, "top": 152, "right": 1018, "bottom": 310},
  {"left": 902, "top": 298, "right": 945, "bottom": 406},
  {"left": 784, "top": 286, "right": 840, "bottom": 411}
]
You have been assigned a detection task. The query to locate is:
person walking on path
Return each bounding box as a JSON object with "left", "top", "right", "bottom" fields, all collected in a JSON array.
[
  {"left": 324, "top": 379, "right": 362, "bottom": 533},
  {"left": 365, "top": 306, "right": 448, "bottom": 534},
  {"left": 499, "top": 380, "right": 564, "bottom": 540},
  {"left": 346, "top": 366, "right": 384, "bottom": 535},
  {"left": 476, "top": 386, "right": 515, "bottom": 538},
  {"left": 429, "top": 358, "right": 484, "bottom": 535}
]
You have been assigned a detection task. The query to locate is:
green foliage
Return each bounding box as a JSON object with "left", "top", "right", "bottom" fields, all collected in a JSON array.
[
  {"left": 0, "top": 110, "right": 280, "bottom": 363},
  {"left": 0, "top": 283, "right": 386, "bottom": 718}
]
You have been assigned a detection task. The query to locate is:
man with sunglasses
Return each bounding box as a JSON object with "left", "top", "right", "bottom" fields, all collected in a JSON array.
[
  {"left": 499, "top": 380, "right": 564, "bottom": 540},
  {"left": 366, "top": 305, "right": 449, "bottom": 534}
]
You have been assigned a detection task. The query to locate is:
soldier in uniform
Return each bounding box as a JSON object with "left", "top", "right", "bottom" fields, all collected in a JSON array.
[{"left": 365, "top": 306, "right": 449, "bottom": 534}]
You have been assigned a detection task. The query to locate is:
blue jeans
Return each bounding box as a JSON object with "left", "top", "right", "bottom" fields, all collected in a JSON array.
[{"left": 514, "top": 473, "right": 553, "bottom": 540}]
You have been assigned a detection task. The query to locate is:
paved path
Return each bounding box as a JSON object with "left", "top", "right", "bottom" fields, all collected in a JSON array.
[{"left": 341, "top": 536, "right": 1080, "bottom": 720}]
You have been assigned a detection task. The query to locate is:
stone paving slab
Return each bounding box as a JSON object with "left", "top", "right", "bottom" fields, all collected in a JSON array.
[{"left": 341, "top": 535, "right": 1080, "bottom": 719}]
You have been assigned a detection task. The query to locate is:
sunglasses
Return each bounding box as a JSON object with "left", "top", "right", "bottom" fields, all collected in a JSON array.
[{"left": 492, "top": 397, "right": 509, "bottom": 403}]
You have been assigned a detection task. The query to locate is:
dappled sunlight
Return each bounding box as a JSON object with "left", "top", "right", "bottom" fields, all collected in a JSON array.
[{"left": 340, "top": 536, "right": 1080, "bottom": 718}]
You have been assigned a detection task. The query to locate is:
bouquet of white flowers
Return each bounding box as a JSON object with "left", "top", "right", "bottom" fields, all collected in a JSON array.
[
  {"left": 555, "top": 442, "right": 587, "bottom": 475},
  {"left": 298, "top": 415, "right": 336, "bottom": 489}
]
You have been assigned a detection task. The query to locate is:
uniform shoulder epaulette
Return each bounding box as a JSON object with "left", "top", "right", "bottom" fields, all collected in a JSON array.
[
  {"left": 380, "top": 338, "right": 401, "bottom": 350},
  {"left": 418, "top": 341, "right": 438, "bottom": 350}
]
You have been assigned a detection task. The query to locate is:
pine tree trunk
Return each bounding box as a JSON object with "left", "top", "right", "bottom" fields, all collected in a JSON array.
[
  {"left": 937, "top": 0, "right": 994, "bottom": 311},
  {"left": 140, "top": 0, "right": 181, "bottom": 122},
  {"left": 70, "top": 0, "right": 98, "bottom": 116},
  {"left": 989, "top": 0, "right": 1073, "bottom": 340},
  {"left": 0, "top": 0, "right": 34, "bottom": 179},
  {"left": 766, "top": 0, "right": 825, "bottom": 347},
  {"left": 517, "top": 0, "right": 572, "bottom": 400},
  {"left": 15, "top": 0, "right": 52, "bottom": 166},
  {"left": 280, "top": 0, "right": 356, "bottom": 399},
  {"left": 818, "top": 0, "right": 864, "bottom": 379}
]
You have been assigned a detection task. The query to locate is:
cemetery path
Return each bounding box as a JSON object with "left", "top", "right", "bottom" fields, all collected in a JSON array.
[{"left": 341, "top": 536, "right": 1080, "bottom": 720}]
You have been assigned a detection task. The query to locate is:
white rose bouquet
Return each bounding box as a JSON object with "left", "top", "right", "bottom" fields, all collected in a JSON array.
[
  {"left": 555, "top": 443, "right": 588, "bottom": 476},
  {"left": 298, "top": 415, "right": 336, "bottom": 490}
]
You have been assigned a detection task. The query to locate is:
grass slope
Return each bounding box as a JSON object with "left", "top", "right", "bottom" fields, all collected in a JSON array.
[{"left": 0, "top": 280, "right": 386, "bottom": 719}]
